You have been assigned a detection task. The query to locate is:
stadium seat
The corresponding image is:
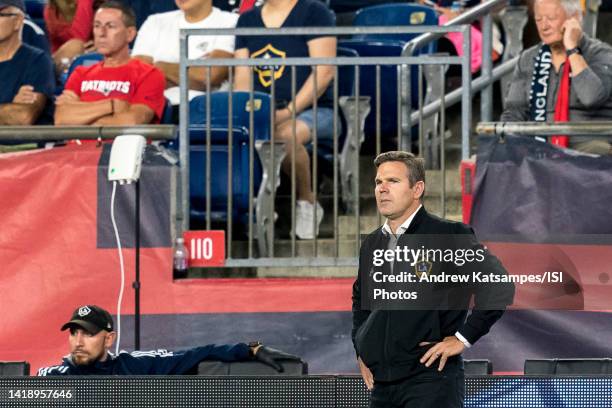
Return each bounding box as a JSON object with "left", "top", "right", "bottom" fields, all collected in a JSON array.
[
  {"left": 187, "top": 92, "right": 271, "bottom": 227},
  {"left": 198, "top": 359, "right": 308, "bottom": 375},
  {"left": 0, "top": 361, "right": 30, "bottom": 376},
  {"left": 189, "top": 91, "right": 271, "bottom": 142},
  {"left": 25, "top": 0, "right": 46, "bottom": 31},
  {"left": 524, "top": 359, "right": 612, "bottom": 375},
  {"left": 464, "top": 359, "right": 493, "bottom": 375},
  {"left": 58, "top": 52, "right": 105, "bottom": 92},
  {"left": 23, "top": 18, "right": 50, "bottom": 55},
  {"left": 340, "top": 3, "right": 438, "bottom": 147},
  {"left": 189, "top": 127, "right": 258, "bottom": 223},
  {"left": 160, "top": 98, "right": 174, "bottom": 125},
  {"left": 352, "top": 3, "right": 438, "bottom": 44},
  {"left": 337, "top": 40, "right": 417, "bottom": 141}
]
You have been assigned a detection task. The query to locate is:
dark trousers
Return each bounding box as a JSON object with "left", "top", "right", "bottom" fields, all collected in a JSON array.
[{"left": 370, "top": 369, "right": 465, "bottom": 408}]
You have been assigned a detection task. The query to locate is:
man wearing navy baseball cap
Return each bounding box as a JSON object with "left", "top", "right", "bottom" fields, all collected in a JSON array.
[
  {"left": 38, "top": 305, "right": 301, "bottom": 376},
  {"left": 0, "top": 0, "right": 55, "bottom": 126},
  {"left": 0, "top": 0, "right": 24, "bottom": 11}
]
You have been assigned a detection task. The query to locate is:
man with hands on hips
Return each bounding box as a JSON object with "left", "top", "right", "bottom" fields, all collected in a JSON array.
[{"left": 353, "top": 151, "right": 514, "bottom": 408}]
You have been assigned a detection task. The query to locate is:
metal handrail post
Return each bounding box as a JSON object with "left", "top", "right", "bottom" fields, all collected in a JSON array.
[{"left": 179, "top": 30, "right": 190, "bottom": 234}]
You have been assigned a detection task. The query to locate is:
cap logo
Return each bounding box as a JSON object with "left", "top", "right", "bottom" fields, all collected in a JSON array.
[{"left": 78, "top": 306, "right": 92, "bottom": 317}]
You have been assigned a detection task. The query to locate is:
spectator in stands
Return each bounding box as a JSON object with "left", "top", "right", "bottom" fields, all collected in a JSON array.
[
  {"left": 234, "top": 0, "right": 337, "bottom": 240},
  {"left": 353, "top": 151, "right": 514, "bottom": 408},
  {"left": 0, "top": 0, "right": 55, "bottom": 125},
  {"left": 44, "top": 0, "right": 102, "bottom": 71},
  {"left": 419, "top": 0, "right": 504, "bottom": 74},
  {"left": 38, "top": 305, "right": 301, "bottom": 375},
  {"left": 501, "top": 0, "right": 612, "bottom": 155},
  {"left": 54, "top": 1, "right": 166, "bottom": 126},
  {"left": 132, "top": 0, "right": 238, "bottom": 109}
]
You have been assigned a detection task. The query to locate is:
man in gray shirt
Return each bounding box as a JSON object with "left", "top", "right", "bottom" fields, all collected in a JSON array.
[{"left": 501, "top": 0, "right": 612, "bottom": 155}]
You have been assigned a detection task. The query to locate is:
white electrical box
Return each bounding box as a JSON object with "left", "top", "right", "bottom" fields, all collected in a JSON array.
[{"left": 108, "top": 135, "right": 146, "bottom": 184}]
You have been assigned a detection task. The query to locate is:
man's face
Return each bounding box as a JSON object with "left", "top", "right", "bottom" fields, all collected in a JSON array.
[
  {"left": 375, "top": 161, "right": 424, "bottom": 221},
  {"left": 68, "top": 327, "right": 114, "bottom": 366},
  {"left": 0, "top": 6, "right": 24, "bottom": 44},
  {"left": 534, "top": 0, "right": 568, "bottom": 46},
  {"left": 175, "top": 0, "right": 209, "bottom": 14},
  {"left": 93, "top": 8, "right": 135, "bottom": 57}
]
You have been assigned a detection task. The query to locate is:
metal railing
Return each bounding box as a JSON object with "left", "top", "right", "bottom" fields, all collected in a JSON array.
[
  {"left": 0, "top": 125, "right": 177, "bottom": 142},
  {"left": 477, "top": 121, "right": 612, "bottom": 137},
  {"left": 179, "top": 25, "right": 473, "bottom": 267},
  {"left": 402, "top": 0, "right": 511, "bottom": 161}
]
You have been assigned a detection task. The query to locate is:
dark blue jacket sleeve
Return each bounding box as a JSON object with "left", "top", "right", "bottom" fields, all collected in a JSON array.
[{"left": 123, "top": 344, "right": 251, "bottom": 375}]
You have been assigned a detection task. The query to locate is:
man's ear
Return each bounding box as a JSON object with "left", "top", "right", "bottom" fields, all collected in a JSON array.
[
  {"left": 105, "top": 331, "right": 117, "bottom": 350},
  {"left": 413, "top": 180, "right": 425, "bottom": 200},
  {"left": 127, "top": 27, "right": 137, "bottom": 43}
]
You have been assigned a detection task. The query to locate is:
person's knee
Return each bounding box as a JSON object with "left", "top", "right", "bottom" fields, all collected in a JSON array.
[{"left": 275, "top": 120, "right": 311, "bottom": 145}]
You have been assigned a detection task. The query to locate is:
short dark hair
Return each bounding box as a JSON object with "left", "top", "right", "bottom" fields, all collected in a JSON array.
[
  {"left": 374, "top": 151, "right": 426, "bottom": 188},
  {"left": 97, "top": 1, "right": 136, "bottom": 28}
]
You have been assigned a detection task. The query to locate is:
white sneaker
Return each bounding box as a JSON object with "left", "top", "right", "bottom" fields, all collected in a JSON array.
[{"left": 295, "top": 200, "right": 324, "bottom": 239}]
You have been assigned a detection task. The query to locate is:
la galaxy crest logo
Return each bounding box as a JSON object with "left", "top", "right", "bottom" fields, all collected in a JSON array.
[
  {"left": 78, "top": 306, "right": 91, "bottom": 317},
  {"left": 415, "top": 259, "right": 432, "bottom": 278},
  {"left": 251, "top": 44, "right": 286, "bottom": 87}
]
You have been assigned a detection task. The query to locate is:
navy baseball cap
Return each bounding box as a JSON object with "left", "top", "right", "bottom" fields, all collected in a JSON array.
[
  {"left": 0, "top": 0, "right": 25, "bottom": 12},
  {"left": 61, "top": 305, "right": 114, "bottom": 335}
]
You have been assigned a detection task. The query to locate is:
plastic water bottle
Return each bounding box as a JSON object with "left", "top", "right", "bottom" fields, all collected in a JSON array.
[
  {"left": 451, "top": 1, "right": 463, "bottom": 12},
  {"left": 173, "top": 237, "right": 189, "bottom": 279}
]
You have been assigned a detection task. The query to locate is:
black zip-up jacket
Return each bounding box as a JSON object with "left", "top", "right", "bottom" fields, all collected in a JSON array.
[
  {"left": 37, "top": 344, "right": 249, "bottom": 376},
  {"left": 352, "top": 207, "right": 515, "bottom": 382}
]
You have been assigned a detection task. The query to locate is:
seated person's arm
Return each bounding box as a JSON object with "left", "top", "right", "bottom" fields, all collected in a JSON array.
[
  {"left": 52, "top": 0, "right": 96, "bottom": 69},
  {"left": 0, "top": 86, "right": 47, "bottom": 125},
  {"left": 500, "top": 53, "right": 529, "bottom": 121},
  {"left": 53, "top": 38, "right": 86, "bottom": 69},
  {"left": 137, "top": 49, "right": 232, "bottom": 90},
  {"left": 54, "top": 90, "right": 114, "bottom": 125},
  {"left": 233, "top": 47, "right": 252, "bottom": 91},
  {"left": 564, "top": 18, "right": 612, "bottom": 108},
  {"left": 276, "top": 36, "right": 337, "bottom": 124},
  {"left": 93, "top": 100, "right": 155, "bottom": 125}
]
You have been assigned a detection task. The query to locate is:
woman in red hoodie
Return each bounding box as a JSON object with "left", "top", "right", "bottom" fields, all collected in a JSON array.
[{"left": 44, "top": 0, "right": 103, "bottom": 69}]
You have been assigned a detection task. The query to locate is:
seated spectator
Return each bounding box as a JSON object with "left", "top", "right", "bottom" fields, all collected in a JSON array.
[
  {"left": 0, "top": 0, "right": 55, "bottom": 126},
  {"left": 234, "top": 0, "right": 337, "bottom": 240},
  {"left": 38, "top": 305, "right": 301, "bottom": 375},
  {"left": 55, "top": 1, "right": 166, "bottom": 126},
  {"left": 44, "top": 0, "right": 101, "bottom": 70},
  {"left": 419, "top": 0, "right": 504, "bottom": 74},
  {"left": 132, "top": 0, "right": 238, "bottom": 108},
  {"left": 501, "top": 0, "right": 612, "bottom": 155}
]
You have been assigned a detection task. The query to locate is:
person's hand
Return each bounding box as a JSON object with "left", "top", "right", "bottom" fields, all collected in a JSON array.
[
  {"left": 55, "top": 90, "right": 80, "bottom": 105},
  {"left": 419, "top": 336, "right": 465, "bottom": 371},
  {"left": 12, "top": 85, "right": 38, "bottom": 104},
  {"left": 112, "top": 99, "right": 130, "bottom": 114},
  {"left": 274, "top": 107, "right": 292, "bottom": 124},
  {"left": 562, "top": 17, "right": 582, "bottom": 50},
  {"left": 252, "top": 345, "right": 302, "bottom": 372},
  {"left": 358, "top": 357, "right": 374, "bottom": 390}
]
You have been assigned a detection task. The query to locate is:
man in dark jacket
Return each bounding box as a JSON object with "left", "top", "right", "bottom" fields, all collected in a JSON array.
[
  {"left": 352, "top": 151, "right": 515, "bottom": 408},
  {"left": 38, "top": 305, "right": 300, "bottom": 376}
]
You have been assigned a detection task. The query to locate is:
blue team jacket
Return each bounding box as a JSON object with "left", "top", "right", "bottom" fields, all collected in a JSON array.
[{"left": 37, "top": 344, "right": 250, "bottom": 376}]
